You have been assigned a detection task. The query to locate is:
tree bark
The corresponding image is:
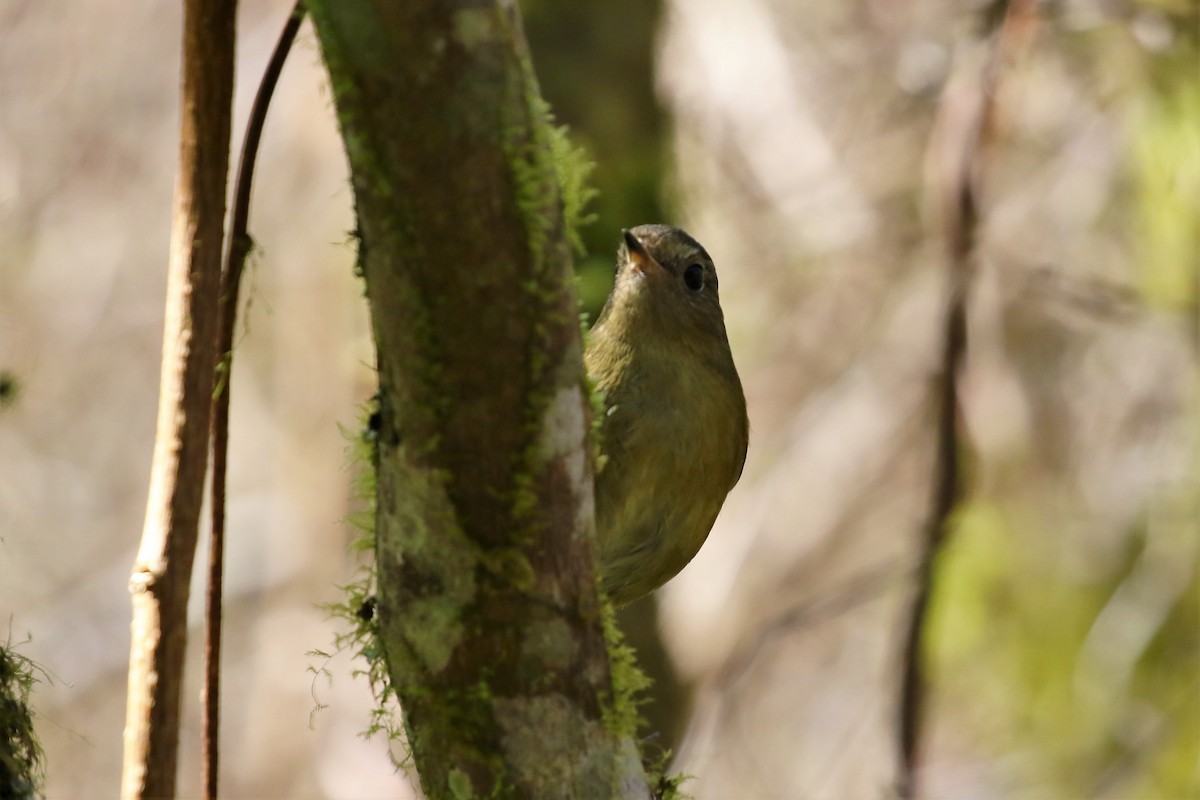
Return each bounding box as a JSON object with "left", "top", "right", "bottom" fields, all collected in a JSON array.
[
  {"left": 306, "top": 2, "right": 649, "bottom": 798},
  {"left": 121, "top": 0, "right": 235, "bottom": 796}
]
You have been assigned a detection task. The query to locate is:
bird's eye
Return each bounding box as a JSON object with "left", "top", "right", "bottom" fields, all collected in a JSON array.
[{"left": 683, "top": 263, "right": 704, "bottom": 291}]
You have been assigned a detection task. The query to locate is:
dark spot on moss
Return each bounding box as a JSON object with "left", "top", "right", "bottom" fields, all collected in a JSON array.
[{"left": 357, "top": 595, "right": 377, "bottom": 622}]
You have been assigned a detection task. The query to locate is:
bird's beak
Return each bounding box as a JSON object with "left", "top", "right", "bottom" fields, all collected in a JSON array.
[{"left": 621, "top": 229, "right": 663, "bottom": 277}]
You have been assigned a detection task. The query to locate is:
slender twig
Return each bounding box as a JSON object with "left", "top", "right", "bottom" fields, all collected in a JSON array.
[
  {"left": 895, "top": 220, "right": 969, "bottom": 800},
  {"left": 895, "top": 2, "right": 1038, "bottom": 797},
  {"left": 203, "top": 4, "right": 305, "bottom": 798},
  {"left": 121, "top": 0, "right": 236, "bottom": 796}
]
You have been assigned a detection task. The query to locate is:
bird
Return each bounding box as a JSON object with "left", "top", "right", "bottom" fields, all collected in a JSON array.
[{"left": 585, "top": 224, "right": 748, "bottom": 606}]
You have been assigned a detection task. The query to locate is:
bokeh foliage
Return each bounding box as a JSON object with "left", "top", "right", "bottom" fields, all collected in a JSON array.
[
  {"left": 1133, "top": 11, "right": 1200, "bottom": 320},
  {"left": 929, "top": 6, "right": 1199, "bottom": 796}
]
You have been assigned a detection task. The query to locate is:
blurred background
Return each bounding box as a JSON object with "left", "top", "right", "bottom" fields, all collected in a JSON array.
[{"left": 1, "top": 0, "right": 1197, "bottom": 797}]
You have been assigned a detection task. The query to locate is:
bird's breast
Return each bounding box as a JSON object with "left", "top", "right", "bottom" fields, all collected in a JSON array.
[{"left": 589, "top": 343, "right": 747, "bottom": 604}]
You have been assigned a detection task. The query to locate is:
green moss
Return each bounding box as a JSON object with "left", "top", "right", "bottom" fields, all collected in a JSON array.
[
  {"left": 644, "top": 747, "right": 693, "bottom": 800},
  {"left": 306, "top": 3, "right": 399, "bottom": 207},
  {"left": 452, "top": 8, "right": 497, "bottom": 51},
  {"left": 583, "top": 371, "right": 608, "bottom": 474},
  {"left": 310, "top": 398, "right": 408, "bottom": 764},
  {"left": 599, "top": 603, "right": 651, "bottom": 740},
  {"left": 497, "top": 32, "right": 602, "bottom": 562},
  {"left": 509, "top": 472, "right": 539, "bottom": 524},
  {"left": 1, "top": 638, "right": 46, "bottom": 799},
  {"left": 403, "top": 680, "right": 512, "bottom": 799},
  {"left": 481, "top": 547, "right": 537, "bottom": 591},
  {"left": 376, "top": 450, "right": 479, "bottom": 674},
  {"left": 578, "top": 310, "right": 609, "bottom": 473},
  {"left": 317, "top": 413, "right": 485, "bottom": 774},
  {"left": 548, "top": 121, "right": 599, "bottom": 257},
  {"left": 491, "top": 48, "right": 652, "bottom": 760},
  {"left": 447, "top": 767, "right": 474, "bottom": 800}
]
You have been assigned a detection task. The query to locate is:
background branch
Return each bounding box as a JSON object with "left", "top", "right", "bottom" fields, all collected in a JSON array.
[{"left": 896, "top": 2, "right": 1039, "bottom": 796}]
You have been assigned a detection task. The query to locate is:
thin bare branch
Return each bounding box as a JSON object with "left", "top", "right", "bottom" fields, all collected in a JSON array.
[
  {"left": 204, "top": 4, "right": 304, "bottom": 798},
  {"left": 895, "top": 2, "right": 1039, "bottom": 797},
  {"left": 121, "top": 0, "right": 236, "bottom": 796}
]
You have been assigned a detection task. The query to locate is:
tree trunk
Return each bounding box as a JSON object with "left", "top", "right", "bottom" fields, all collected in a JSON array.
[{"left": 306, "top": 2, "right": 649, "bottom": 797}]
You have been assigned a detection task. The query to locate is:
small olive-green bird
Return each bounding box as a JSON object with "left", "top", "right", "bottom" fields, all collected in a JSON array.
[{"left": 585, "top": 224, "right": 749, "bottom": 606}]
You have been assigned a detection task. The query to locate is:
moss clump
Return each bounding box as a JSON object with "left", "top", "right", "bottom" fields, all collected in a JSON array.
[
  {"left": 602, "top": 604, "right": 696, "bottom": 796},
  {"left": 309, "top": 397, "right": 409, "bottom": 766},
  {"left": 644, "top": 746, "right": 692, "bottom": 800},
  {"left": 481, "top": 547, "right": 537, "bottom": 592},
  {"left": 1, "top": 638, "right": 46, "bottom": 799},
  {"left": 447, "top": 767, "right": 474, "bottom": 800},
  {"left": 500, "top": 48, "right": 602, "bottom": 564},
  {"left": 581, "top": 356, "right": 608, "bottom": 473},
  {"left": 598, "top": 603, "right": 651, "bottom": 740},
  {"left": 547, "top": 118, "right": 598, "bottom": 258}
]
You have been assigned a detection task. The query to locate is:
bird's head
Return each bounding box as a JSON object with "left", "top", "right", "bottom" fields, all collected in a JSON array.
[{"left": 597, "top": 224, "right": 729, "bottom": 348}]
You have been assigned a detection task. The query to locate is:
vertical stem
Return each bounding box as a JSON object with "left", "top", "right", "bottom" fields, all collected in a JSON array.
[
  {"left": 896, "top": 265, "right": 969, "bottom": 800},
  {"left": 204, "top": 6, "right": 304, "bottom": 797},
  {"left": 895, "top": 2, "right": 1038, "bottom": 796},
  {"left": 121, "top": 0, "right": 236, "bottom": 796}
]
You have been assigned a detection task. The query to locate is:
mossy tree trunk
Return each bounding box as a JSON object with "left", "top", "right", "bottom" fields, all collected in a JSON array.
[{"left": 306, "top": 2, "right": 649, "bottom": 797}]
